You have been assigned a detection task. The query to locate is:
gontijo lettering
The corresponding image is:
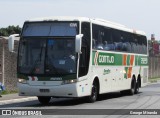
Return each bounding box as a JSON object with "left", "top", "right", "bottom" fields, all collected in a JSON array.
[{"left": 99, "top": 55, "right": 114, "bottom": 64}]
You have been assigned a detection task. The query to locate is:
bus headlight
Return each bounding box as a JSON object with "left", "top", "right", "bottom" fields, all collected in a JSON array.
[
  {"left": 62, "top": 79, "right": 77, "bottom": 85},
  {"left": 18, "top": 78, "right": 28, "bottom": 84}
]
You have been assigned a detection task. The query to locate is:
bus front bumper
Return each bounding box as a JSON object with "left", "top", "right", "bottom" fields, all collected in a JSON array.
[{"left": 17, "top": 82, "right": 89, "bottom": 97}]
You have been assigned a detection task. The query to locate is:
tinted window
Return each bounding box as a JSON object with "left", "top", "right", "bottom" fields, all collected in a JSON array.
[
  {"left": 79, "top": 22, "right": 91, "bottom": 77},
  {"left": 137, "top": 35, "right": 147, "bottom": 54},
  {"left": 120, "top": 31, "right": 132, "bottom": 52},
  {"left": 22, "top": 22, "right": 79, "bottom": 36},
  {"left": 112, "top": 29, "right": 123, "bottom": 51},
  {"left": 92, "top": 24, "right": 147, "bottom": 54},
  {"left": 92, "top": 24, "right": 113, "bottom": 51}
]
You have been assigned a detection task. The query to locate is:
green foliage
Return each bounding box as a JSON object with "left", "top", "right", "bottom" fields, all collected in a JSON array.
[
  {"left": 0, "top": 25, "right": 22, "bottom": 36},
  {"left": 1, "top": 89, "right": 18, "bottom": 95}
]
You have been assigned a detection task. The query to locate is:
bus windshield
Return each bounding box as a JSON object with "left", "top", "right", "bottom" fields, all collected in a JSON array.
[
  {"left": 18, "top": 38, "right": 77, "bottom": 75},
  {"left": 22, "top": 22, "right": 78, "bottom": 36}
]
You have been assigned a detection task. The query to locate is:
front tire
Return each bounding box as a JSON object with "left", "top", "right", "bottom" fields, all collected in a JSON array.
[
  {"left": 87, "top": 81, "right": 98, "bottom": 103},
  {"left": 127, "top": 78, "right": 136, "bottom": 95},
  {"left": 38, "top": 96, "right": 51, "bottom": 105}
]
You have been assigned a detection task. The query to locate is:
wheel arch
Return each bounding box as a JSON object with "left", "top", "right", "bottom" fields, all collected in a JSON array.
[{"left": 92, "top": 76, "right": 100, "bottom": 95}]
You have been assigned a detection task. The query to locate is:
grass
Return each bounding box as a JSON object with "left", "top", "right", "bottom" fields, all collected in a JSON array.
[
  {"left": 1, "top": 89, "right": 18, "bottom": 95},
  {"left": 148, "top": 77, "right": 160, "bottom": 83}
]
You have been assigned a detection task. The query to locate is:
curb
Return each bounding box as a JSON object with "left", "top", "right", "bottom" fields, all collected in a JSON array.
[{"left": 0, "top": 97, "right": 37, "bottom": 105}]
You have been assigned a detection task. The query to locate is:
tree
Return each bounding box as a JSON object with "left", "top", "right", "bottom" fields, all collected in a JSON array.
[{"left": 0, "top": 25, "right": 22, "bottom": 36}]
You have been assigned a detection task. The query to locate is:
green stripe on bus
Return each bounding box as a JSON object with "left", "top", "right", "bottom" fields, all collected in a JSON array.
[
  {"left": 127, "top": 55, "right": 130, "bottom": 66},
  {"left": 93, "top": 51, "right": 122, "bottom": 66},
  {"left": 135, "top": 55, "right": 148, "bottom": 66},
  {"left": 92, "top": 51, "right": 148, "bottom": 66}
]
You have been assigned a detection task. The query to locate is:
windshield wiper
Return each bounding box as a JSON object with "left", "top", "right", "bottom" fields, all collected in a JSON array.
[
  {"left": 45, "top": 55, "right": 60, "bottom": 74},
  {"left": 30, "top": 46, "right": 44, "bottom": 74}
]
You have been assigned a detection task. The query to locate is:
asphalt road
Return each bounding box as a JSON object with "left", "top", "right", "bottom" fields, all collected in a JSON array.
[{"left": 0, "top": 82, "right": 160, "bottom": 118}]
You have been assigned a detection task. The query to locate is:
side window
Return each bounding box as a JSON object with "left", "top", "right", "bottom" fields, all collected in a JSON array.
[
  {"left": 127, "top": 33, "right": 134, "bottom": 53},
  {"left": 119, "top": 31, "right": 125, "bottom": 51},
  {"left": 137, "top": 35, "right": 143, "bottom": 54},
  {"left": 92, "top": 24, "right": 104, "bottom": 50},
  {"left": 92, "top": 25, "right": 147, "bottom": 54},
  {"left": 103, "top": 28, "right": 114, "bottom": 51},
  {"left": 120, "top": 31, "right": 131, "bottom": 52},
  {"left": 112, "top": 29, "right": 123, "bottom": 51},
  {"left": 135, "top": 35, "right": 147, "bottom": 54},
  {"left": 131, "top": 34, "right": 138, "bottom": 53},
  {"left": 92, "top": 24, "right": 113, "bottom": 51},
  {"left": 79, "top": 22, "right": 91, "bottom": 77},
  {"left": 92, "top": 25, "right": 98, "bottom": 49},
  {"left": 141, "top": 36, "right": 147, "bottom": 54}
]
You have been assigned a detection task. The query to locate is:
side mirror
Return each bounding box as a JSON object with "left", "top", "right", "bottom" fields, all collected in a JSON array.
[
  {"left": 75, "top": 34, "right": 83, "bottom": 53},
  {"left": 8, "top": 34, "right": 19, "bottom": 52}
]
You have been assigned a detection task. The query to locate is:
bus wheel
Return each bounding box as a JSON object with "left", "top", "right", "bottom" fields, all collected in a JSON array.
[
  {"left": 38, "top": 96, "right": 51, "bottom": 105},
  {"left": 87, "top": 81, "right": 98, "bottom": 103},
  {"left": 135, "top": 80, "right": 139, "bottom": 94},
  {"left": 128, "top": 79, "right": 136, "bottom": 95}
]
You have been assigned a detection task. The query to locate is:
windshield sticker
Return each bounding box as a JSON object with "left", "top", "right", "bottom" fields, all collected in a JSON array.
[
  {"left": 48, "top": 40, "right": 55, "bottom": 46},
  {"left": 59, "top": 60, "right": 65, "bottom": 64},
  {"left": 28, "top": 76, "right": 38, "bottom": 81}
]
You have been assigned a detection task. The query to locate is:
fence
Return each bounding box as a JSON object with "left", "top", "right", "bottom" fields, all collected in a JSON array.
[
  {"left": 0, "top": 37, "right": 18, "bottom": 91},
  {"left": 148, "top": 56, "right": 160, "bottom": 79}
]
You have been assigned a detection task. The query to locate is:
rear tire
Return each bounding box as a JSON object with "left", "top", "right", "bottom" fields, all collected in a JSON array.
[
  {"left": 87, "top": 81, "right": 98, "bottom": 103},
  {"left": 135, "top": 80, "right": 139, "bottom": 94},
  {"left": 38, "top": 96, "right": 51, "bottom": 105}
]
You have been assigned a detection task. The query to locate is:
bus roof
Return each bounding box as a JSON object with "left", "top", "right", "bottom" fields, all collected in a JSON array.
[
  {"left": 26, "top": 16, "right": 146, "bottom": 36},
  {"left": 27, "top": 16, "right": 90, "bottom": 22}
]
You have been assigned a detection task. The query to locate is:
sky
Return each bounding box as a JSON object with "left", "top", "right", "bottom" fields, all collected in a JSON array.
[{"left": 0, "top": 0, "right": 160, "bottom": 39}]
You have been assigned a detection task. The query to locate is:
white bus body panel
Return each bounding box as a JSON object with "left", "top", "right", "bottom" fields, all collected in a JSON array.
[{"left": 18, "top": 78, "right": 92, "bottom": 97}]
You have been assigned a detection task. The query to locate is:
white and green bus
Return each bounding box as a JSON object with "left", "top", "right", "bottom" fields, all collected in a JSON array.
[{"left": 9, "top": 17, "right": 148, "bottom": 104}]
